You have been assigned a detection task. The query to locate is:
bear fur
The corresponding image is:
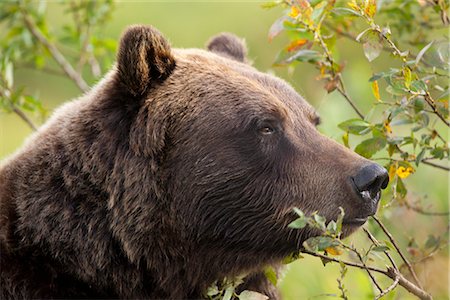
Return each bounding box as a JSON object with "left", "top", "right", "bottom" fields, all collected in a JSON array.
[{"left": 1, "top": 25, "right": 381, "bottom": 299}]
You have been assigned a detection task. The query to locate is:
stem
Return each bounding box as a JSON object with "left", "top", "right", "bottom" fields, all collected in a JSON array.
[
  {"left": 302, "top": 249, "right": 386, "bottom": 274},
  {"left": 363, "top": 228, "right": 398, "bottom": 270},
  {"left": 375, "top": 272, "right": 399, "bottom": 300},
  {"left": 0, "top": 80, "right": 38, "bottom": 131},
  {"left": 421, "top": 160, "right": 449, "bottom": 171},
  {"left": 423, "top": 92, "right": 450, "bottom": 127},
  {"left": 387, "top": 268, "right": 432, "bottom": 300},
  {"left": 336, "top": 81, "right": 365, "bottom": 119},
  {"left": 20, "top": 8, "right": 89, "bottom": 92},
  {"left": 394, "top": 145, "right": 449, "bottom": 172},
  {"left": 12, "top": 106, "right": 38, "bottom": 131},
  {"left": 302, "top": 250, "right": 433, "bottom": 300},
  {"left": 341, "top": 243, "right": 383, "bottom": 293},
  {"left": 372, "top": 216, "right": 424, "bottom": 289},
  {"left": 404, "top": 201, "right": 450, "bottom": 216},
  {"left": 309, "top": 19, "right": 365, "bottom": 119}
]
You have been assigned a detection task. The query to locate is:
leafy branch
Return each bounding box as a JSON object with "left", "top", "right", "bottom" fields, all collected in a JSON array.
[
  {"left": 287, "top": 209, "right": 433, "bottom": 300},
  {"left": 0, "top": 0, "right": 115, "bottom": 129},
  {"left": 19, "top": 4, "right": 89, "bottom": 92}
]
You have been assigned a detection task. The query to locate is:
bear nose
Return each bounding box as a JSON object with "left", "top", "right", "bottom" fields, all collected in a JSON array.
[{"left": 352, "top": 164, "right": 389, "bottom": 200}]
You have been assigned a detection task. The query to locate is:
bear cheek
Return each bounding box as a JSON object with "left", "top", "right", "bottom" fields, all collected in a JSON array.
[{"left": 280, "top": 130, "right": 366, "bottom": 220}]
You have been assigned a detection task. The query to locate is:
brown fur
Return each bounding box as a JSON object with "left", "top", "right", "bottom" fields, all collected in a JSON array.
[{"left": 1, "top": 25, "right": 381, "bottom": 299}]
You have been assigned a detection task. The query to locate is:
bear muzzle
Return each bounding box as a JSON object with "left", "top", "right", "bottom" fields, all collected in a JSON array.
[{"left": 344, "top": 163, "right": 389, "bottom": 226}]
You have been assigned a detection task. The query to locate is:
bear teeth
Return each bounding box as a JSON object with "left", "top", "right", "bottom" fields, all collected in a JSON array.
[{"left": 360, "top": 190, "right": 371, "bottom": 200}]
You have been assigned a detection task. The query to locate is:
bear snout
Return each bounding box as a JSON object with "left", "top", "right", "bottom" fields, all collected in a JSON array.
[{"left": 347, "top": 163, "right": 389, "bottom": 222}]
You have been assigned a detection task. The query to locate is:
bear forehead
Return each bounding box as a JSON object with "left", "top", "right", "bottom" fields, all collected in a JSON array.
[{"left": 170, "top": 48, "right": 318, "bottom": 125}]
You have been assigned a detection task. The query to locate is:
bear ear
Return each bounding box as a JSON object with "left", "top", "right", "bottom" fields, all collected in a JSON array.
[
  {"left": 117, "top": 25, "right": 176, "bottom": 97},
  {"left": 206, "top": 33, "right": 247, "bottom": 63}
]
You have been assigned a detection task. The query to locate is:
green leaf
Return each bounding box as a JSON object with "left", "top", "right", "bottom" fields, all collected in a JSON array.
[
  {"left": 403, "top": 67, "right": 412, "bottom": 89},
  {"left": 410, "top": 80, "right": 428, "bottom": 93},
  {"left": 311, "top": 1, "right": 327, "bottom": 22},
  {"left": 326, "top": 220, "right": 337, "bottom": 233},
  {"left": 415, "top": 41, "right": 433, "bottom": 66},
  {"left": 263, "top": 266, "right": 278, "bottom": 286},
  {"left": 372, "top": 245, "right": 390, "bottom": 252},
  {"left": 357, "top": 29, "right": 383, "bottom": 62},
  {"left": 206, "top": 282, "right": 220, "bottom": 296},
  {"left": 238, "top": 290, "right": 269, "bottom": 300},
  {"left": 293, "top": 207, "right": 305, "bottom": 217},
  {"left": 261, "top": 1, "right": 282, "bottom": 9},
  {"left": 317, "top": 236, "right": 339, "bottom": 251},
  {"left": 288, "top": 217, "right": 308, "bottom": 229},
  {"left": 424, "top": 235, "right": 440, "bottom": 251},
  {"left": 268, "top": 16, "right": 286, "bottom": 41},
  {"left": 274, "top": 49, "right": 322, "bottom": 65},
  {"left": 356, "top": 28, "right": 371, "bottom": 42},
  {"left": 413, "top": 97, "right": 425, "bottom": 113},
  {"left": 342, "top": 132, "right": 350, "bottom": 148},
  {"left": 415, "top": 148, "right": 426, "bottom": 166},
  {"left": 282, "top": 252, "right": 304, "bottom": 264},
  {"left": 331, "top": 7, "right": 361, "bottom": 16},
  {"left": 338, "top": 119, "right": 371, "bottom": 135},
  {"left": 384, "top": 240, "right": 394, "bottom": 250},
  {"left": 223, "top": 285, "right": 235, "bottom": 300},
  {"left": 313, "top": 214, "right": 326, "bottom": 230},
  {"left": 396, "top": 177, "right": 407, "bottom": 198},
  {"left": 369, "top": 69, "right": 398, "bottom": 82},
  {"left": 5, "top": 61, "right": 13, "bottom": 89},
  {"left": 430, "top": 147, "right": 445, "bottom": 159},
  {"left": 320, "top": 256, "right": 332, "bottom": 266},
  {"left": 336, "top": 207, "right": 345, "bottom": 234},
  {"left": 290, "top": 49, "right": 322, "bottom": 63},
  {"left": 354, "top": 137, "right": 387, "bottom": 158}
]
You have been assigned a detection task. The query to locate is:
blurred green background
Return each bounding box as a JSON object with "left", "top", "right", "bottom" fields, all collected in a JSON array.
[{"left": 0, "top": 1, "right": 448, "bottom": 299}]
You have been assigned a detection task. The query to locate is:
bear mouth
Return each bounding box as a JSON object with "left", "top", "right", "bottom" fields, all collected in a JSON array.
[
  {"left": 360, "top": 190, "right": 381, "bottom": 203},
  {"left": 342, "top": 217, "right": 368, "bottom": 226}
]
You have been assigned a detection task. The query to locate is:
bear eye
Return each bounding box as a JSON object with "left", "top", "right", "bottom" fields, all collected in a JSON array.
[{"left": 259, "top": 126, "right": 275, "bottom": 135}]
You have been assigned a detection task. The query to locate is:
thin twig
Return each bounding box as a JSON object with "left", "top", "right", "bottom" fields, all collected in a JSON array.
[
  {"left": 404, "top": 201, "right": 450, "bottom": 216},
  {"left": 430, "top": 128, "right": 447, "bottom": 144},
  {"left": 295, "top": 16, "right": 365, "bottom": 119},
  {"left": 423, "top": 92, "right": 450, "bottom": 127},
  {"left": 20, "top": 9, "right": 89, "bottom": 92},
  {"left": 421, "top": 160, "right": 449, "bottom": 171},
  {"left": 363, "top": 228, "right": 398, "bottom": 270},
  {"left": 372, "top": 216, "right": 424, "bottom": 289},
  {"left": 386, "top": 267, "right": 432, "bottom": 300},
  {"left": 302, "top": 250, "right": 433, "bottom": 299},
  {"left": 413, "top": 243, "right": 449, "bottom": 265},
  {"left": 312, "top": 20, "right": 365, "bottom": 119},
  {"left": 302, "top": 249, "right": 387, "bottom": 274},
  {"left": 394, "top": 145, "right": 449, "bottom": 172},
  {"left": 336, "top": 81, "right": 365, "bottom": 119},
  {"left": 0, "top": 82, "right": 38, "bottom": 131},
  {"left": 375, "top": 272, "right": 400, "bottom": 300},
  {"left": 12, "top": 106, "right": 38, "bottom": 131},
  {"left": 341, "top": 243, "right": 383, "bottom": 293}
]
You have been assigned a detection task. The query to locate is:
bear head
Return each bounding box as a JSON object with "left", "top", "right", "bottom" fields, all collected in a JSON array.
[{"left": 105, "top": 25, "right": 389, "bottom": 294}]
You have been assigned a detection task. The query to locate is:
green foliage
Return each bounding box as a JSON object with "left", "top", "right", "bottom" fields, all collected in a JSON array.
[
  {"left": 205, "top": 277, "right": 269, "bottom": 300},
  {"left": 266, "top": 0, "right": 449, "bottom": 206},
  {"left": 1, "top": 0, "right": 448, "bottom": 299},
  {"left": 265, "top": 0, "right": 449, "bottom": 298},
  {"left": 0, "top": 0, "right": 116, "bottom": 128}
]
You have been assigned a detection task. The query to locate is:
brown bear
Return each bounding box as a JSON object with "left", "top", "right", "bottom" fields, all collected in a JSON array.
[{"left": 0, "top": 25, "right": 388, "bottom": 299}]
